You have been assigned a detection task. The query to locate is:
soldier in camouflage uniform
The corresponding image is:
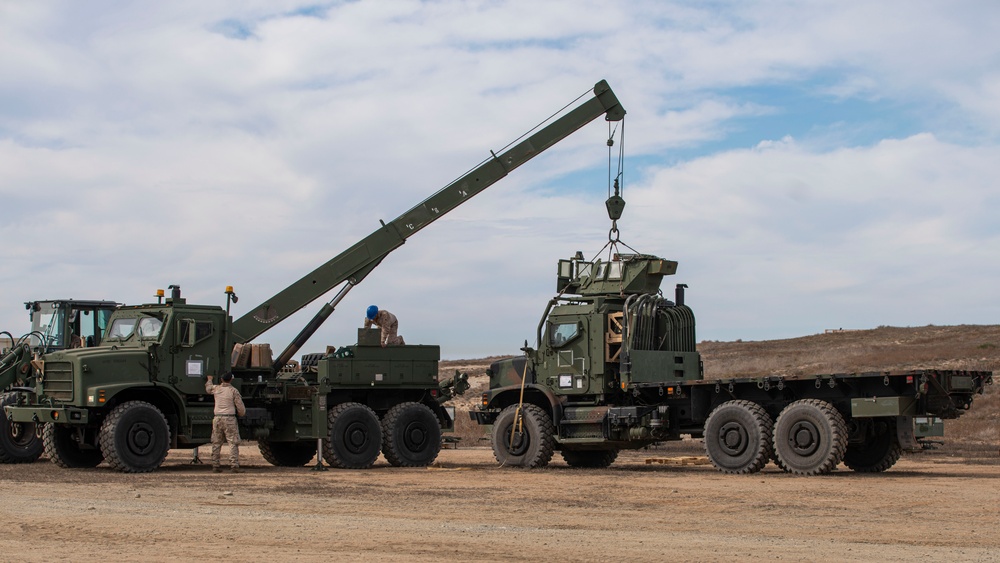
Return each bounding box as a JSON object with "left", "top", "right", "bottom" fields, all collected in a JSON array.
[
  {"left": 364, "top": 305, "right": 405, "bottom": 347},
  {"left": 205, "top": 372, "right": 247, "bottom": 473}
]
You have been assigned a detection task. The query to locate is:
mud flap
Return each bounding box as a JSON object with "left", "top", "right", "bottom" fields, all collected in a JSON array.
[{"left": 896, "top": 416, "right": 920, "bottom": 452}]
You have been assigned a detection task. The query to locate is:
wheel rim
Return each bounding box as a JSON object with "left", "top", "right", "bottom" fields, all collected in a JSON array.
[
  {"left": 718, "top": 421, "right": 749, "bottom": 457},
  {"left": 402, "top": 421, "right": 428, "bottom": 452},
  {"left": 9, "top": 421, "right": 35, "bottom": 447},
  {"left": 344, "top": 421, "right": 372, "bottom": 454},
  {"left": 502, "top": 423, "right": 529, "bottom": 456},
  {"left": 787, "top": 420, "right": 821, "bottom": 456},
  {"left": 127, "top": 421, "right": 155, "bottom": 455}
]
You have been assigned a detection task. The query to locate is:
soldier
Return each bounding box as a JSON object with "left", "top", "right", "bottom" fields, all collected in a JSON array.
[
  {"left": 364, "top": 305, "right": 405, "bottom": 347},
  {"left": 205, "top": 372, "right": 246, "bottom": 473}
]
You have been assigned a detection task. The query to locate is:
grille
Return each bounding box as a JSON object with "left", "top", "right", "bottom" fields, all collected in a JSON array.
[{"left": 43, "top": 361, "right": 74, "bottom": 402}]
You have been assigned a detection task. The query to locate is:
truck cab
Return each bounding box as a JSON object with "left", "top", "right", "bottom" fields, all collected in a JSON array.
[
  {"left": 26, "top": 299, "right": 119, "bottom": 352},
  {"left": 5, "top": 290, "right": 230, "bottom": 471},
  {"left": 0, "top": 299, "right": 119, "bottom": 464},
  {"left": 473, "top": 253, "right": 703, "bottom": 463}
]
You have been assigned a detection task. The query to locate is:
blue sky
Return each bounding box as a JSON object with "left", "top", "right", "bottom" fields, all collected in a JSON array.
[{"left": 1, "top": 1, "right": 998, "bottom": 358}]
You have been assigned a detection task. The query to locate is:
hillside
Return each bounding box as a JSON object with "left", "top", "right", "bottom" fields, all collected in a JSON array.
[{"left": 443, "top": 324, "right": 999, "bottom": 457}]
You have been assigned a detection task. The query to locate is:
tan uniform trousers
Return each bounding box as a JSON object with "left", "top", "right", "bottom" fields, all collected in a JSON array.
[
  {"left": 211, "top": 416, "right": 241, "bottom": 468},
  {"left": 365, "top": 310, "right": 404, "bottom": 346},
  {"left": 381, "top": 320, "right": 404, "bottom": 346}
]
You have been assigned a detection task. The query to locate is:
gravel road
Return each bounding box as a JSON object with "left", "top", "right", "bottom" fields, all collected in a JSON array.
[{"left": 1, "top": 446, "right": 997, "bottom": 562}]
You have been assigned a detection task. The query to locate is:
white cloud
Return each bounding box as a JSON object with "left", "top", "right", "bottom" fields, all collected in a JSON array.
[
  {"left": 1, "top": 1, "right": 998, "bottom": 357},
  {"left": 629, "top": 133, "right": 1000, "bottom": 340}
]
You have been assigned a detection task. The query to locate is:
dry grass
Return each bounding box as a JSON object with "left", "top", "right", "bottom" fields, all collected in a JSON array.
[
  {"left": 441, "top": 325, "right": 999, "bottom": 454},
  {"left": 699, "top": 324, "right": 1000, "bottom": 377}
]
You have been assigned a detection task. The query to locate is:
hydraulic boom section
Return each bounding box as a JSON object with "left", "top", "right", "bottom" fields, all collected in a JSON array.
[{"left": 231, "top": 80, "right": 626, "bottom": 368}]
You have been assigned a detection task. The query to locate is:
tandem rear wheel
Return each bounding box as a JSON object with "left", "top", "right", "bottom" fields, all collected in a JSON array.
[
  {"left": 703, "top": 400, "right": 773, "bottom": 474},
  {"left": 843, "top": 417, "right": 902, "bottom": 472},
  {"left": 258, "top": 440, "right": 318, "bottom": 467},
  {"left": 773, "top": 399, "right": 848, "bottom": 475},
  {"left": 323, "top": 402, "right": 381, "bottom": 469},
  {"left": 381, "top": 402, "right": 442, "bottom": 467}
]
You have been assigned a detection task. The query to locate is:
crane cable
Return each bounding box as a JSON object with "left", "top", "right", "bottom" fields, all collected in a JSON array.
[
  {"left": 599, "top": 118, "right": 639, "bottom": 294},
  {"left": 607, "top": 119, "right": 624, "bottom": 200},
  {"left": 503, "top": 98, "right": 627, "bottom": 466}
]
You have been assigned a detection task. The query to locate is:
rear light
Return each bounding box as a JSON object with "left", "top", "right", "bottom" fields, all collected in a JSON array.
[
  {"left": 50, "top": 411, "right": 60, "bottom": 420},
  {"left": 430, "top": 389, "right": 438, "bottom": 398},
  {"left": 906, "top": 376, "right": 914, "bottom": 384},
  {"left": 481, "top": 393, "right": 489, "bottom": 407}
]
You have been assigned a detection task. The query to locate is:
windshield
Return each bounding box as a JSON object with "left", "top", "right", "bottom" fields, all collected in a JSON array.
[
  {"left": 106, "top": 315, "right": 164, "bottom": 343},
  {"left": 107, "top": 318, "right": 138, "bottom": 340},
  {"left": 136, "top": 317, "right": 164, "bottom": 340},
  {"left": 31, "top": 303, "right": 66, "bottom": 349}
]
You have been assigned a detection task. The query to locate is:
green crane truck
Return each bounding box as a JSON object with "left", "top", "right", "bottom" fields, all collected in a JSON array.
[
  {"left": 4, "top": 80, "right": 626, "bottom": 473},
  {"left": 0, "top": 300, "right": 119, "bottom": 463},
  {"left": 471, "top": 206, "right": 994, "bottom": 475}
]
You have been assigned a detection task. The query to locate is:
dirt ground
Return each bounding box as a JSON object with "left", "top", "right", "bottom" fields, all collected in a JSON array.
[{"left": 1, "top": 445, "right": 998, "bottom": 562}]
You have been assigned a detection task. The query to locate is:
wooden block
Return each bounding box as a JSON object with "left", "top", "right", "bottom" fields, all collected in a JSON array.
[{"left": 644, "top": 456, "right": 710, "bottom": 466}]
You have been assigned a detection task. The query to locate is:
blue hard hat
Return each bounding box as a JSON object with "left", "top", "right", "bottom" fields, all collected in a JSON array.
[{"left": 366, "top": 305, "right": 378, "bottom": 320}]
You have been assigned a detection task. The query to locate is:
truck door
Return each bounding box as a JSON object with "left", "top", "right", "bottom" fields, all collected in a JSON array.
[
  {"left": 548, "top": 316, "right": 591, "bottom": 394},
  {"left": 172, "top": 315, "right": 222, "bottom": 396},
  {"left": 74, "top": 307, "right": 113, "bottom": 348}
]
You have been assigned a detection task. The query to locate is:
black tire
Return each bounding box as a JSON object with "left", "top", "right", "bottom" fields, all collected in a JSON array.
[
  {"left": 0, "top": 393, "right": 43, "bottom": 463},
  {"left": 43, "top": 423, "right": 103, "bottom": 468},
  {"left": 560, "top": 448, "right": 618, "bottom": 468},
  {"left": 491, "top": 404, "right": 555, "bottom": 468},
  {"left": 99, "top": 401, "right": 170, "bottom": 473},
  {"left": 258, "top": 440, "right": 317, "bottom": 467},
  {"left": 843, "top": 418, "right": 903, "bottom": 473},
  {"left": 772, "top": 449, "right": 791, "bottom": 473},
  {"left": 381, "top": 402, "right": 442, "bottom": 467},
  {"left": 323, "top": 402, "right": 381, "bottom": 469},
  {"left": 704, "top": 400, "right": 773, "bottom": 474},
  {"left": 773, "top": 399, "right": 848, "bottom": 475}
]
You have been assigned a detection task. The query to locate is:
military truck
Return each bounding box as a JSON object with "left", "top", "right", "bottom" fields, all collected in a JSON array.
[
  {"left": 470, "top": 216, "right": 993, "bottom": 475},
  {"left": 0, "top": 300, "right": 119, "bottom": 463},
  {"left": 4, "top": 79, "right": 626, "bottom": 472}
]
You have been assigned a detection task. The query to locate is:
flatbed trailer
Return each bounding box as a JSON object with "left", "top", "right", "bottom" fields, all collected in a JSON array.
[{"left": 471, "top": 253, "right": 993, "bottom": 475}]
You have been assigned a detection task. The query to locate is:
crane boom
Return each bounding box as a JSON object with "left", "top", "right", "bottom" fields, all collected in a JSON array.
[{"left": 231, "top": 80, "right": 625, "bottom": 365}]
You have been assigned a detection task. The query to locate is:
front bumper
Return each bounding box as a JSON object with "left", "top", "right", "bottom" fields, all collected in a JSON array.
[
  {"left": 5, "top": 405, "right": 90, "bottom": 424},
  {"left": 469, "top": 409, "right": 499, "bottom": 425}
]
